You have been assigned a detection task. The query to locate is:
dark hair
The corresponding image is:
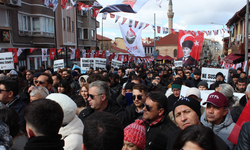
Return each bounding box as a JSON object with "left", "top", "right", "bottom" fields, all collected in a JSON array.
[
  {"left": 0, "top": 107, "right": 20, "bottom": 137},
  {"left": 26, "top": 70, "right": 34, "bottom": 75},
  {"left": 147, "top": 91, "right": 168, "bottom": 111},
  {"left": 87, "top": 74, "right": 106, "bottom": 84},
  {"left": 0, "top": 79, "right": 19, "bottom": 97},
  {"left": 19, "top": 66, "right": 26, "bottom": 72},
  {"left": 138, "top": 73, "right": 147, "bottom": 80},
  {"left": 111, "top": 73, "right": 120, "bottom": 80},
  {"left": 58, "top": 80, "right": 75, "bottom": 97},
  {"left": 71, "top": 95, "right": 86, "bottom": 108},
  {"left": 83, "top": 112, "right": 124, "bottom": 150},
  {"left": 40, "top": 73, "right": 53, "bottom": 85},
  {"left": 131, "top": 76, "right": 142, "bottom": 83},
  {"left": 118, "top": 68, "right": 125, "bottom": 74},
  {"left": 133, "top": 83, "right": 148, "bottom": 95},
  {"left": 173, "top": 125, "right": 218, "bottom": 150},
  {"left": 237, "top": 78, "right": 247, "bottom": 84},
  {"left": 24, "top": 99, "right": 63, "bottom": 135},
  {"left": 74, "top": 68, "right": 81, "bottom": 74},
  {"left": 52, "top": 73, "right": 62, "bottom": 81}
]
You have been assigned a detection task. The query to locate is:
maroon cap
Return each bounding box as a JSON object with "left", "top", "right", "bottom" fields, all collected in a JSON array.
[{"left": 203, "top": 91, "right": 228, "bottom": 107}]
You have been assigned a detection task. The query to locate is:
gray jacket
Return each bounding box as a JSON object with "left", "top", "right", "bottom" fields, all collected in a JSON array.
[{"left": 201, "top": 109, "right": 236, "bottom": 150}]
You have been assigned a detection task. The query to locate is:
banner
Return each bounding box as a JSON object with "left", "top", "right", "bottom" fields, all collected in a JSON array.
[
  {"left": 70, "top": 49, "right": 76, "bottom": 59},
  {"left": 75, "top": 49, "right": 80, "bottom": 58},
  {"left": 111, "top": 60, "right": 123, "bottom": 69},
  {"left": 93, "top": 8, "right": 100, "bottom": 17},
  {"left": 82, "top": 49, "right": 86, "bottom": 58},
  {"left": 30, "top": 48, "right": 38, "bottom": 53},
  {"left": 119, "top": 23, "right": 145, "bottom": 57},
  {"left": 0, "top": 52, "right": 14, "bottom": 70},
  {"left": 174, "top": 61, "right": 182, "bottom": 67},
  {"left": 201, "top": 67, "right": 229, "bottom": 83},
  {"left": 41, "top": 48, "right": 47, "bottom": 61},
  {"left": 50, "top": 48, "right": 56, "bottom": 60},
  {"left": 177, "top": 30, "right": 204, "bottom": 67},
  {"left": 8, "top": 48, "right": 18, "bottom": 63},
  {"left": 54, "top": 59, "right": 64, "bottom": 72},
  {"left": 95, "top": 58, "right": 106, "bottom": 69},
  {"left": 81, "top": 58, "right": 95, "bottom": 71}
]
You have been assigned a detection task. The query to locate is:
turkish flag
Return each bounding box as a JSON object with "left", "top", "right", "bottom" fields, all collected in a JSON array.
[
  {"left": 121, "top": 17, "right": 127, "bottom": 25},
  {"left": 93, "top": 8, "right": 100, "bottom": 17},
  {"left": 50, "top": 48, "right": 56, "bottom": 60},
  {"left": 78, "top": 2, "right": 86, "bottom": 10},
  {"left": 171, "top": 29, "right": 175, "bottom": 34},
  {"left": 110, "top": 13, "right": 115, "bottom": 18},
  {"left": 30, "top": 48, "right": 38, "bottom": 53},
  {"left": 134, "top": 21, "right": 139, "bottom": 28},
  {"left": 61, "top": 0, "right": 67, "bottom": 9},
  {"left": 94, "top": 50, "right": 99, "bottom": 58},
  {"left": 157, "top": 26, "right": 161, "bottom": 33},
  {"left": 128, "top": 56, "right": 132, "bottom": 62},
  {"left": 177, "top": 30, "right": 204, "bottom": 67},
  {"left": 101, "top": 50, "right": 106, "bottom": 58},
  {"left": 86, "top": 50, "right": 91, "bottom": 58},
  {"left": 75, "top": 49, "right": 80, "bottom": 58},
  {"left": 124, "top": 55, "right": 128, "bottom": 62},
  {"left": 8, "top": 48, "right": 18, "bottom": 63},
  {"left": 118, "top": 55, "right": 122, "bottom": 61}
]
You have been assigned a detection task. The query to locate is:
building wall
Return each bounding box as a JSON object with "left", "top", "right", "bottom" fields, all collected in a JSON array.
[
  {"left": 99, "top": 41, "right": 111, "bottom": 50},
  {"left": 115, "top": 38, "right": 126, "bottom": 50},
  {"left": 157, "top": 45, "right": 177, "bottom": 59}
]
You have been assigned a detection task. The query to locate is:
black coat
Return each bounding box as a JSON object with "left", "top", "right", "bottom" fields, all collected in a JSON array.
[
  {"left": 144, "top": 117, "right": 178, "bottom": 150},
  {"left": 122, "top": 103, "right": 143, "bottom": 127},
  {"left": 178, "top": 56, "right": 197, "bottom": 67},
  {"left": 231, "top": 95, "right": 247, "bottom": 123},
  {"left": 236, "top": 121, "right": 250, "bottom": 150},
  {"left": 166, "top": 128, "right": 230, "bottom": 150},
  {"left": 167, "top": 94, "right": 179, "bottom": 114}
]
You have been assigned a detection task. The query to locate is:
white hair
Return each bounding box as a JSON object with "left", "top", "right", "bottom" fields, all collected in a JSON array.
[{"left": 30, "top": 86, "right": 49, "bottom": 98}]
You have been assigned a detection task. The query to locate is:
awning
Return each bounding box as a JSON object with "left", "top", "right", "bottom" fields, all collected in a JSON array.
[
  {"left": 157, "top": 55, "right": 174, "bottom": 61},
  {"left": 224, "top": 53, "right": 243, "bottom": 63}
]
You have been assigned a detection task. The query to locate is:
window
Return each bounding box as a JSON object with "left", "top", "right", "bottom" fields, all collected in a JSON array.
[
  {"left": 83, "top": 29, "right": 88, "bottom": 39},
  {"left": 42, "top": 18, "right": 54, "bottom": 33},
  {"left": 63, "top": 18, "right": 65, "bottom": 30},
  {"left": 91, "top": 29, "right": 95, "bottom": 40},
  {"left": 67, "top": 16, "right": 70, "bottom": 31},
  {"left": 0, "top": 9, "right": 9, "bottom": 27},
  {"left": 78, "top": 28, "right": 82, "bottom": 39},
  {"left": 174, "top": 49, "right": 177, "bottom": 57},
  {"left": 18, "top": 14, "right": 31, "bottom": 31},
  {"left": 72, "top": 21, "right": 74, "bottom": 32},
  {"left": 32, "top": 17, "right": 40, "bottom": 31}
]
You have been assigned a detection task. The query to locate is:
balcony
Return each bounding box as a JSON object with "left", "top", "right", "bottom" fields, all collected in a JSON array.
[{"left": 231, "top": 41, "right": 244, "bottom": 55}]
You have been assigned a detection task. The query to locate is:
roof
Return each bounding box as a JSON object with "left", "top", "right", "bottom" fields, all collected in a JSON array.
[
  {"left": 149, "top": 32, "right": 179, "bottom": 46},
  {"left": 111, "top": 45, "right": 129, "bottom": 53},
  {"left": 96, "top": 34, "right": 112, "bottom": 41},
  {"left": 226, "top": 2, "right": 248, "bottom": 26}
]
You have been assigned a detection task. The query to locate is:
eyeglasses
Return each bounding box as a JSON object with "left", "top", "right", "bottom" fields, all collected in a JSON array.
[
  {"left": 144, "top": 104, "right": 152, "bottom": 111},
  {"left": 35, "top": 80, "right": 45, "bottom": 85},
  {"left": 87, "top": 94, "right": 102, "bottom": 99},
  {"left": 132, "top": 95, "right": 142, "bottom": 100},
  {"left": 0, "top": 89, "right": 10, "bottom": 93},
  {"left": 154, "top": 78, "right": 160, "bottom": 80}
]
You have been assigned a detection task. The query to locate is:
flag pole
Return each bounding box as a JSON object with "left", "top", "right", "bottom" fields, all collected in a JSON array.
[
  {"left": 102, "top": 16, "right": 104, "bottom": 50},
  {"left": 154, "top": 13, "right": 156, "bottom": 61},
  {"left": 245, "top": 0, "right": 249, "bottom": 76}
]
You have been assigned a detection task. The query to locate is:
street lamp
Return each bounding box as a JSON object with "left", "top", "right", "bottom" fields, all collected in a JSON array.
[{"left": 210, "top": 22, "right": 225, "bottom": 63}]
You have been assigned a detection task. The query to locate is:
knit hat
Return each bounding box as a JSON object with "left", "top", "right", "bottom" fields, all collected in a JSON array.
[
  {"left": 197, "top": 81, "right": 208, "bottom": 89},
  {"left": 71, "top": 71, "right": 78, "bottom": 77},
  {"left": 172, "top": 78, "right": 183, "bottom": 90},
  {"left": 203, "top": 91, "right": 228, "bottom": 107},
  {"left": 124, "top": 119, "right": 146, "bottom": 150},
  {"left": 46, "top": 93, "right": 77, "bottom": 124},
  {"left": 173, "top": 97, "right": 201, "bottom": 118},
  {"left": 186, "top": 87, "right": 200, "bottom": 99},
  {"left": 33, "top": 72, "right": 42, "bottom": 78},
  {"left": 193, "top": 69, "right": 201, "bottom": 75},
  {"left": 216, "top": 72, "right": 224, "bottom": 78}
]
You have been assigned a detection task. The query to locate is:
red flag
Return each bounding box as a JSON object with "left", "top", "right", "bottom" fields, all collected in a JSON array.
[
  {"left": 171, "top": 29, "right": 175, "bottom": 34},
  {"left": 101, "top": 50, "right": 106, "bottom": 58},
  {"left": 143, "top": 23, "right": 149, "bottom": 30},
  {"left": 94, "top": 50, "right": 99, "bottom": 58},
  {"left": 157, "top": 26, "right": 161, "bottom": 33},
  {"left": 177, "top": 30, "right": 204, "bottom": 67},
  {"left": 110, "top": 13, "right": 115, "bottom": 18},
  {"left": 134, "top": 21, "right": 139, "bottom": 28},
  {"left": 109, "top": 53, "right": 114, "bottom": 61},
  {"left": 93, "top": 8, "right": 100, "bottom": 17},
  {"left": 61, "top": 0, "right": 67, "bottom": 9},
  {"left": 50, "top": 48, "right": 56, "bottom": 60},
  {"left": 124, "top": 55, "right": 128, "bottom": 62},
  {"left": 86, "top": 50, "right": 91, "bottom": 58},
  {"left": 78, "top": 2, "right": 86, "bottom": 10},
  {"left": 8, "top": 48, "right": 18, "bottom": 63},
  {"left": 57, "top": 48, "right": 63, "bottom": 53},
  {"left": 118, "top": 55, "right": 122, "bottom": 61},
  {"left": 121, "top": 17, "right": 127, "bottom": 25},
  {"left": 75, "top": 49, "right": 80, "bottom": 58},
  {"left": 30, "top": 48, "right": 38, "bottom": 53},
  {"left": 128, "top": 56, "right": 132, "bottom": 62}
]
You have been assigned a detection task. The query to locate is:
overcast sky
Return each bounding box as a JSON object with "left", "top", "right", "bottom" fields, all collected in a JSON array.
[{"left": 96, "top": 0, "right": 246, "bottom": 41}]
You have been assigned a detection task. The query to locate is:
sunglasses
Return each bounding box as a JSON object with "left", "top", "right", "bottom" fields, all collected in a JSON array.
[
  {"left": 154, "top": 78, "right": 160, "bottom": 80},
  {"left": 0, "top": 89, "right": 10, "bottom": 93},
  {"left": 145, "top": 104, "right": 152, "bottom": 111},
  {"left": 132, "top": 95, "right": 142, "bottom": 100},
  {"left": 87, "top": 94, "right": 102, "bottom": 99},
  {"left": 35, "top": 80, "right": 45, "bottom": 85}
]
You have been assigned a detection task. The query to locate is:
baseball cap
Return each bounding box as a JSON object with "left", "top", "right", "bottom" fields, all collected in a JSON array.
[
  {"left": 202, "top": 91, "right": 228, "bottom": 107},
  {"left": 186, "top": 87, "right": 200, "bottom": 99}
]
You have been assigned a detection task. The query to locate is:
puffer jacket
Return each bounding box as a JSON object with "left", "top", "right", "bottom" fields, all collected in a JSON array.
[
  {"left": 236, "top": 121, "right": 250, "bottom": 150},
  {"left": 201, "top": 110, "right": 236, "bottom": 150}
]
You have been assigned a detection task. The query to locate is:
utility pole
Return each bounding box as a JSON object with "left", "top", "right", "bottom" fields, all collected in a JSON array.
[
  {"left": 102, "top": 16, "right": 104, "bottom": 50},
  {"left": 153, "top": 13, "right": 156, "bottom": 59},
  {"left": 245, "top": 0, "right": 249, "bottom": 76}
]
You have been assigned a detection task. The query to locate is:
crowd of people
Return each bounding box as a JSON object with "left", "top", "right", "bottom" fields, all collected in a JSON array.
[{"left": 0, "top": 63, "right": 249, "bottom": 150}]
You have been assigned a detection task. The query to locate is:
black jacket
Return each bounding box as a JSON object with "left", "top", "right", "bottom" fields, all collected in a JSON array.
[
  {"left": 236, "top": 121, "right": 250, "bottom": 150},
  {"left": 123, "top": 103, "right": 143, "bottom": 127},
  {"left": 144, "top": 117, "right": 178, "bottom": 150},
  {"left": 192, "top": 78, "right": 202, "bottom": 88},
  {"left": 148, "top": 83, "right": 166, "bottom": 94},
  {"left": 167, "top": 94, "right": 179, "bottom": 114},
  {"left": 231, "top": 95, "right": 247, "bottom": 123},
  {"left": 166, "top": 128, "right": 230, "bottom": 150},
  {"left": 178, "top": 56, "right": 197, "bottom": 67}
]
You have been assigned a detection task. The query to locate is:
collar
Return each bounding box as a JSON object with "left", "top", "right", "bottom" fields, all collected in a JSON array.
[
  {"left": 2, "top": 94, "right": 20, "bottom": 108},
  {"left": 143, "top": 116, "right": 165, "bottom": 126}
]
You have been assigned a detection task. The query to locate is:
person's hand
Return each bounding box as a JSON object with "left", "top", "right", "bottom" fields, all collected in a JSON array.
[
  {"left": 121, "top": 88, "right": 125, "bottom": 96},
  {"left": 152, "top": 79, "right": 159, "bottom": 86},
  {"left": 28, "top": 85, "right": 35, "bottom": 93}
]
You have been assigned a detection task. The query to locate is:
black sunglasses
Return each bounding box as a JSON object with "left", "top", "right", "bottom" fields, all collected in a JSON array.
[
  {"left": 0, "top": 89, "right": 10, "bottom": 93},
  {"left": 35, "top": 80, "right": 45, "bottom": 84},
  {"left": 132, "top": 95, "right": 142, "bottom": 100},
  {"left": 87, "top": 94, "right": 102, "bottom": 99},
  {"left": 145, "top": 104, "right": 152, "bottom": 111}
]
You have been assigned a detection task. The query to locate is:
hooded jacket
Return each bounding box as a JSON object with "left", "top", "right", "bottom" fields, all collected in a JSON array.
[
  {"left": 59, "top": 115, "right": 83, "bottom": 150},
  {"left": 201, "top": 110, "right": 235, "bottom": 150}
]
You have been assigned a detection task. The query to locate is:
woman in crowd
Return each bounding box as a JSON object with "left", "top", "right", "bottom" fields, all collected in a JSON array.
[
  {"left": 57, "top": 80, "right": 75, "bottom": 97},
  {"left": 79, "top": 83, "right": 89, "bottom": 105}
]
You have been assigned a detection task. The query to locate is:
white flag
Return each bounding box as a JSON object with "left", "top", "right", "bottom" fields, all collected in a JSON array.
[
  {"left": 93, "top": 1, "right": 102, "bottom": 7},
  {"left": 17, "top": 48, "right": 24, "bottom": 57},
  {"left": 119, "top": 23, "right": 145, "bottom": 57},
  {"left": 156, "top": 0, "right": 163, "bottom": 7},
  {"left": 70, "top": 0, "right": 77, "bottom": 6},
  {"left": 41, "top": 48, "right": 47, "bottom": 61},
  {"left": 44, "top": 0, "right": 49, "bottom": 6},
  {"left": 106, "top": 50, "right": 110, "bottom": 57},
  {"left": 121, "top": 55, "right": 124, "bottom": 62},
  {"left": 70, "top": 49, "right": 76, "bottom": 59},
  {"left": 114, "top": 54, "right": 118, "bottom": 60},
  {"left": 102, "top": 12, "right": 108, "bottom": 20},
  {"left": 82, "top": 49, "right": 86, "bottom": 58},
  {"left": 91, "top": 50, "right": 95, "bottom": 58}
]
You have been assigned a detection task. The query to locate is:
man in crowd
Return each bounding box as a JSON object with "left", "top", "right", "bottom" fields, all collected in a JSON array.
[
  {"left": 167, "top": 78, "right": 182, "bottom": 114},
  {"left": 142, "top": 91, "right": 177, "bottom": 150},
  {"left": 24, "top": 99, "right": 64, "bottom": 150},
  {"left": 210, "top": 72, "right": 226, "bottom": 90},
  {"left": 192, "top": 69, "right": 202, "bottom": 87},
  {"left": 51, "top": 73, "right": 61, "bottom": 93},
  {"left": 228, "top": 73, "right": 239, "bottom": 89},
  {"left": 177, "top": 69, "right": 193, "bottom": 87},
  {"left": 34, "top": 73, "right": 54, "bottom": 93},
  {"left": 118, "top": 68, "right": 128, "bottom": 85},
  {"left": 235, "top": 78, "right": 247, "bottom": 93},
  {"left": 201, "top": 91, "right": 236, "bottom": 149},
  {"left": 197, "top": 80, "right": 208, "bottom": 90},
  {"left": 148, "top": 74, "right": 166, "bottom": 93},
  {"left": 62, "top": 69, "right": 80, "bottom": 91},
  {"left": 24, "top": 70, "right": 34, "bottom": 87}
]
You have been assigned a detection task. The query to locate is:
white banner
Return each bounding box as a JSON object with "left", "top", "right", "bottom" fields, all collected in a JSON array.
[
  {"left": 0, "top": 52, "right": 14, "bottom": 70},
  {"left": 81, "top": 58, "right": 95, "bottom": 71},
  {"left": 95, "top": 58, "right": 106, "bottom": 69},
  {"left": 70, "top": 49, "right": 76, "bottom": 60},
  {"left": 111, "top": 60, "right": 123, "bottom": 69},
  {"left": 41, "top": 48, "right": 47, "bottom": 61},
  {"left": 54, "top": 59, "right": 64, "bottom": 72},
  {"left": 201, "top": 67, "right": 229, "bottom": 83},
  {"left": 174, "top": 61, "right": 183, "bottom": 67},
  {"left": 82, "top": 49, "right": 86, "bottom": 58},
  {"left": 119, "top": 23, "right": 145, "bottom": 57}
]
